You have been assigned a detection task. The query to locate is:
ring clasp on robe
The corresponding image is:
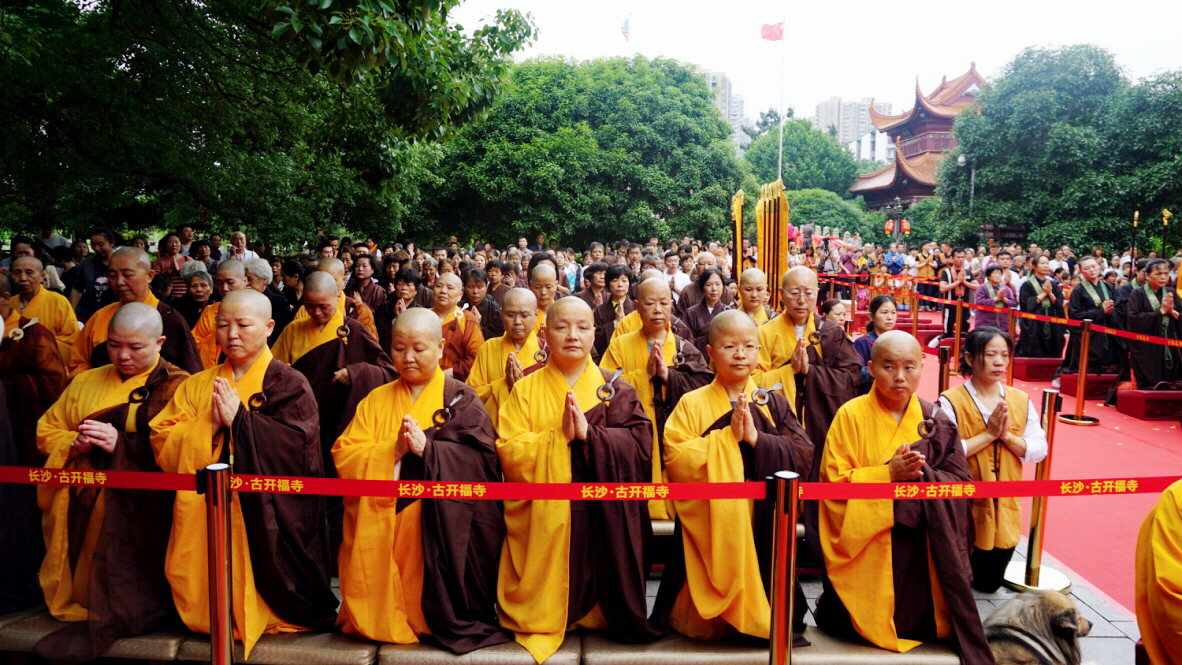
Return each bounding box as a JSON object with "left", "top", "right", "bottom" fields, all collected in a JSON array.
[
  {"left": 751, "top": 382, "right": 782, "bottom": 406},
  {"left": 432, "top": 393, "right": 465, "bottom": 428},
  {"left": 248, "top": 393, "right": 267, "bottom": 411},
  {"left": 336, "top": 325, "right": 350, "bottom": 344},
  {"left": 534, "top": 349, "right": 548, "bottom": 364},
  {"left": 129, "top": 386, "right": 150, "bottom": 404},
  {"left": 597, "top": 369, "right": 624, "bottom": 403},
  {"left": 808, "top": 331, "right": 822, "bottom": 345},
  {"left": 917, "top": 418, "right": 936, "bottom": 439}
]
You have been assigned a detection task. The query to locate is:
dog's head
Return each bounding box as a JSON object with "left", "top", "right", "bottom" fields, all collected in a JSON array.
[{"left": 985, "top": 590, "right": 1091, "bottom": 665}]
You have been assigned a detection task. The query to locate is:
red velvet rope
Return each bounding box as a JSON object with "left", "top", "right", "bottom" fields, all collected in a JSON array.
[{"left": 3, "top": 466, "right": 1177, "bottom": 501}]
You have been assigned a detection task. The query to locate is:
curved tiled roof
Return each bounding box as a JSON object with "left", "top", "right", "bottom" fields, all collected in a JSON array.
[
  {"left": 849, "top": 138, "right": 942, "bottom": 192},
  {"left": 868, "top": 63, "right": 983, "bottom": 132}
]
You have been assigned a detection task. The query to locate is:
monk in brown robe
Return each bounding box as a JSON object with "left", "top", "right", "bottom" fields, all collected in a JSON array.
[
  {"left": 150, "top": 290, "right": 338, "bottom": 658},
  {"left": 815, "top": 331, "right": 992, "bottom": 664},
  {"left": 333, "top": 309, "right": 507, "bottom": 653},
  {"left": 497, "top": 297, "right": 660, "bottom": 663},
  {"left": 34, "top": 303, "right": 191, "bottom": 663},
  {"left": 432, "top": 272, "right": 483, "bottom": 382},
  {"left": 69, "top": 247, "right": 201, "bottom": 376}
]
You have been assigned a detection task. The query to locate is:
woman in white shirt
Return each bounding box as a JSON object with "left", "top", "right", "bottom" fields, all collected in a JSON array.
[{"left": 937, "top": 326, "right": 1047, "bottom": 592}]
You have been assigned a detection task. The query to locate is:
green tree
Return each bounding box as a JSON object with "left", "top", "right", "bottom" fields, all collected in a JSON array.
[
  {"left": 744, "top": 119, "right": 858, "bottom": 195},
  {"left": 785, "top": 189, "right": 879, "bottom": 241},
  {"left": 419, "top": 56, "right": 743, "bottom": 246},
  {"left": 0, "top": 0, "right": 533, "bottom": 244}
]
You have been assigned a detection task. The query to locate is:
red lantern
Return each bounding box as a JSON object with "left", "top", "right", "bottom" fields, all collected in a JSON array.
[
  {"left": 901, "top": 218, "right": 911, "bottom": 235},
  {"left": 884, "top": 219, "right": 895, "bottom": 234}
]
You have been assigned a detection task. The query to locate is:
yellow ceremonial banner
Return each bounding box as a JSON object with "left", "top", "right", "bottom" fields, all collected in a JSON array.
[
  {"left": 756, "top": 180, "right": 790, "bottom": 310},
  {"left": 731, "top": 189, "right": 745, "bottom": 280}
]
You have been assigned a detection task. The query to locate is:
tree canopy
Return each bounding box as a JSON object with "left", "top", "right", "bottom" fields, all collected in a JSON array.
[
  {"left": 415, "top": 55, "right": 743, "bottom": 246},
  {"left": 937, "top": 44, "right": 1182, "bottom": 252},
  {"left": 0, "top": 0, "right": 534, "bottom": 245},
  {"left": 743, "top": 119, "right": 857, "bottom": 196}
]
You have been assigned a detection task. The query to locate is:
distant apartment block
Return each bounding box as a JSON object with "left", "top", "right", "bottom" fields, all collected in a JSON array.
[{"left": 812, "top": 97, "right": 893, "bottom": 146}]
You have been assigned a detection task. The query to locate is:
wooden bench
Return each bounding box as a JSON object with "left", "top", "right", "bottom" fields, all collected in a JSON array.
[
  {"left": 0, "top": 611, "right": 187, "bottom": 661},
  {"left": 178, "top": 632, "right": 378, "bottom": 665},
  {"left": 377, "top": 634, "right": 580, "bottom": 665},
  {"left": 1059, "top": 373, "right": 1117, "bottom": 400},
  {"left": 580, "top": 627, "right": 961, "bottom": 665},
  {"left": 1013, "top": 356, "right": 1062, "bottom": 382},
  {"left": 1117, "top": 390, "right": 1182, "bottom": 420}
]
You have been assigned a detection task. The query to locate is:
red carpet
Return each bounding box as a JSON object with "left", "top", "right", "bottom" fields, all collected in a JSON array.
[{"left": 898, "top": 312, "right": 1179, "bottom": 616}]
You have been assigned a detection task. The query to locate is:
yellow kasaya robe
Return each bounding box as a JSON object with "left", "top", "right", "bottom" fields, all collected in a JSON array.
[
  {"left": 148, "top": 348, "right": 303, "bottom": 658},
  {"left": 272, "top": 307, "right": 344, "bottom": 365},
  {"left": 36, "top": 361, "right": 159, "bottom": 620},
  {"left": 467, "top": 332, "right": 539, "bottom": 429},
  {"left": 191, "top": 301, "right": 221, "bottom": 370},
  {"left": 819, "top": 392, "right": 950, "bottom": 652},
  {"left": 69, "top": 292, "right": 160, "bottom": 377},
  {"left": 600, "top": 327, "right": 677, "bottom": 519},
  {"left": 332, "top": 369, "right": 444, "bottom": 643},
  {"left": 496, "top": 359, "right": 611, "bottom": 663},
  {"left": 609, "top": 310, "right": 642, "bottom": 343},
  {"left": 754, "top": 312, "right": 819, "bottom": 415},
  {"left": 292, "top": 291, "right": 378, "bottom": 339},
  {"left": 1135, "top": 479, "right": 1182, "bottom": 665},
  {"left": 6, "top": 287, "right": 78, "bottom": 365},
  {"left": 663, "top": 378, "right": 774, "bottom": 639}
]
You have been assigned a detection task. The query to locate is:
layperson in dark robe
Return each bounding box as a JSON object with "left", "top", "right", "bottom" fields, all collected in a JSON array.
[
  {"left": 1126, "top": 259, "right": 1182, "bottom": 389},
  {"left": 575, "top": 262, "right": 609, "bottom": 309},
  {"left": 815, "top": 331, "right": 994, "bottom": 665},
  {"left": 682, "top": 268, "right": 728, "bottom": 357},
  {"left": 244, "top": 258, "right": 294, "bottom": 345},
  {"left": 376, "top": 267, "right": 425, "bottom": 353},
  {"left": 171, "top": 266, "right": 213, "bottom": 329},
  {"left": 1061, "top": 255, "right": 1120, "bottom": 374},
  {"left": 33, "top": 304, "right": 190, "bottom": 664},
  {"left": 69, "top": 247, "right": 201, "bottom": 377},
  {"left": 938, "top": 248, "right": 979, "bottom": 340},
  {"left": 0, "top": 379, "right": 45, "bottom": 614},
  {"left": 431, "top": 272, "right": 484, "bottom": 382},
  {"left": 592, "top": 264, "right": 635, "bottom": 362},
  {"left": 343, "top": 253, "right": 387, "bottom": 313},
  {"left": 333, "top": 309, "right": 508, "bottom": 653},
  {"left": 673, "top": 251, "right": 734, "bottom": 317},
  {"left": 486, "top": 259, "right": 511, "bottom": 306},
  {"left": 150, "top": 289, "right": 338, "bottom": 659},
  {"left": 461, "top": 268, "right": 504, "bottom": 342},
  {"left": 497, "top": 297, "right": 661, "bottom": 663},
  {"left": 601, "top": 278, "right": 713, "bottom": 520},
  {"left": 652, "top": 311, "right": 812, "bottom": 645},
  {"left": 1016, "top": 254, "right": 1067, "bottom": 359}
]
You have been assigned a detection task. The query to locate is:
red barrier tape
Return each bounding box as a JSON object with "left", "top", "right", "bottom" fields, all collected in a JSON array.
[
  {"left": 3, "top": 466, "right": 1177, "bottom": 501},
  {"left": 1092, "top": 324, "right": 1182, "bottom": 349}
]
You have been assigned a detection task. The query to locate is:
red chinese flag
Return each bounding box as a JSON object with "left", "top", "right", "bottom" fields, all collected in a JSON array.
[{"left": 761, "top": 22, "right": 784, "bottom": 41}]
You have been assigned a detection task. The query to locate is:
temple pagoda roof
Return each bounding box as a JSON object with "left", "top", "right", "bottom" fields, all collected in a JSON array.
[
  {"left": 849, "top": 137, "right": 942, "bottom": 193},
  {"left": 868, "top": 63, "right": 983, "bottom": 133}
]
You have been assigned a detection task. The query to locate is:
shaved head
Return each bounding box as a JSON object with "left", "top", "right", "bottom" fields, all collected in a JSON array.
[
  {"left": 740, "top": 268, "right": 766, "bottom": 286},
  {"left": 871, "top": 330, "right": 923, "bottom": 364},
  {"left": 304, "top": 271, "right": 339, "bottom": 296},
  {"left": 219, "top": 288, "right": 272, "bottom": 322},
  {"left": 392, "top": 307, "right": 443, "bottom": 342},
  {"left": 318, "top": 257, "right": 345, "bottom": 281},
  {"left": 708, "top": 309, "right": 757, "bottom": 344},
  {"left": 781, "top": 266, "right": 819, "bottom": 325},
  {"left": 0, "top": 272, "right": 10, "bottom": 295},
  {"left": 530, "top": 263, "right": 556, "bottom": 283},
  {"left": 639, "top": 269, "right": 664, "bottom": 283},
  {"left": 548, "top": 294, "right": 593, "bottom": 320},
  {"left": 637, "top": 277, "right": 671, "bottom": 301},
  {"left": 109, "top": 301, "right": 164, "bottom": 338},
  {"left": 781, "top": 266, "right": 818, "bottom": 290},
  {"left": 216, "top": 260, "right": 245, "bottom": 278},
  {"left": 12, "top": 256, "right": 44, "bottom": 273},
  {"left": 110, "top": 247, "right": 152, "bottom": 272},
  {"left": 503, "top": 287, "right": 537, "bottom": 311},
  {"left": 435, "top": 272, "right": 462, "bottom": 290}
]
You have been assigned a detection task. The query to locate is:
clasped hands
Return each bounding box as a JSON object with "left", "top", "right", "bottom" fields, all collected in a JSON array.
[
  {"left": 394, "top": 415, "right": 428, "bottom": 460},
  {"left": 72, "top": 420, "right": 119, "bottom": 454},
  {"left": 562, "top": 391, "right": 589, "bottom": 442},
  {"left": 729, "top": 392, "right": 759, "bottom": 445},
  {"left": 646, "top": 342, "right": 668, "bottom": 380}
]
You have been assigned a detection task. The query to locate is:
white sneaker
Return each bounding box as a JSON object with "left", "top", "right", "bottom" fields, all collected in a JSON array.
[{"left": 1051, "top": 377, "right": 1060, "bottom": 389}]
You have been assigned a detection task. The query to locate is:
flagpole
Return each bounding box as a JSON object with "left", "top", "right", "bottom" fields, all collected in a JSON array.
[{"left": 777, "top": 16, "right": 785, "bottom": 182}]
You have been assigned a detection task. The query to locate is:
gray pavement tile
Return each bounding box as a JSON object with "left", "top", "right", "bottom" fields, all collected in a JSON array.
[
  {"left": 800, "top": 578, "right": 822, "bottom": 600},
  {"left": 1109, "top": 621, "right": 1141, "bottom": 641},
  {"left": 1079, "top": 636, "right": 1134, "bottom": 665},
  {"left": 1072, "top": 585, "right": 1134, "bottom": 622},
  {"left": 975, "top": 600, "right": 995, "bottom": 620},
  {"left": 1080, "top": 615, "right": 1125, "bottom": 638}
]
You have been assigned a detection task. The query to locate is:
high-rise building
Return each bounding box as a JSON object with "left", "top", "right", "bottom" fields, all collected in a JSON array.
[
  {"left": 697, "top": 67, "right": 748, "bottom": 153},
  {"left": 812, "top": 97, "right": 893, "bottom": 146}
]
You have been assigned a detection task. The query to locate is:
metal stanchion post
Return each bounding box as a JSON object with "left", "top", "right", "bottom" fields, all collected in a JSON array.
[
  {"left": 1006, "top": 312, "right": 1018, "bottom": 386},
  {"left": 1004, "top": 390, "right": 1071, "bottom": 592},
  {"left": 198, "top": 463, "right": 233, "bottom": 665},
  {"left": 937, "top": 346, "right": 951, "bottom": 396},
  {"left": 768, "top": 470, "right": 800, "bottom": 665},
  {"left": 1059, "top": 319, "right": 1100, "bottom": 426},
  {"left": 951, "top": 299, "right": 965, "bottom": 376},
  {"left": 911, "top": 286, "right": 919, "bottom": 334}
]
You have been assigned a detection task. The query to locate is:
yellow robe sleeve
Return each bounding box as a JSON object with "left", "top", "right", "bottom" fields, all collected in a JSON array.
[
  {"left": 1136, "top": 480, "right": 1182, "bottom": 665},
  {"left": 192, "top": 304, "right": 220, "bottom": 370}
]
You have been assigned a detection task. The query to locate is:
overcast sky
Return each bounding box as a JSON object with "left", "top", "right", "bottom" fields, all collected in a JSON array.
[{"left": 451, "top": 0, "right": 1180, "bottom": 124}]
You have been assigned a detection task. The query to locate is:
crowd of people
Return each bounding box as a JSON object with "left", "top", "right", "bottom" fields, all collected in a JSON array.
[{"left": 1, "top": 221, "right": 1180, "bottom": 665}]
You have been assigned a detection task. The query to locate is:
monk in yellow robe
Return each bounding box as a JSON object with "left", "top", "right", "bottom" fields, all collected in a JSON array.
[
  {"left": 191, "top": 260, "right": 250, "bottom": 369},
  {"left": 431, "top": 273, "right": 483, "bottom": 382},
  {"left": 653, "top": 311, "right": 812, "bottom": 643},
  {"left": 150, "top": 290, "right": 338, "bottom": 658},
  {"left": 528, "top": 263, "right": 560, "bottom": 338},
  {"left": 497, "top": 297, "right": 660, "bottom": 663},
  {"left": 736, "top": 268, "right": 777, "bottom": 325},
  {"left": 467, "top": 288, "right": 539, "bottom": 428},
  {"left": 601, "top": 278, "right": 712, "bottom": 519},
  {"left": 291, "top": 257, "right": 378, "bottom": 339},
  {"left": 5, "top": 256, "right": 78, "bottom": 364},
  {"left": 1136, "top": 478, "right": 1182, "bottom": 665},
  {"left": 34, "top": 303, "right": 190, "bottom": 661},
  {"left": 333, "top": 309, "right": 507, "bottom": 653},
  {"left": 815, "top": 331, "right": 992, "bottom": 664},
  {"left": 69, "top": 247, "right": 201, "bottom": 376}
]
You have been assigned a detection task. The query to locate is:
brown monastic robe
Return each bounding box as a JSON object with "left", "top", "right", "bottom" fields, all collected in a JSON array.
[
  {"left": 0, "top": 382, "right": 44, "bottom": 613},
  {"left": 0, "top": 317, "right": 66, "bottom": 466},
  {"left": 673, "top": 280, "right": 734, "bottom": 317}
]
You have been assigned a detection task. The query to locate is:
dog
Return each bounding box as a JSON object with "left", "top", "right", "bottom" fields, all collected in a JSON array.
[{"left": 984, "top": 590, "right": 1092, "bottom": 665}]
